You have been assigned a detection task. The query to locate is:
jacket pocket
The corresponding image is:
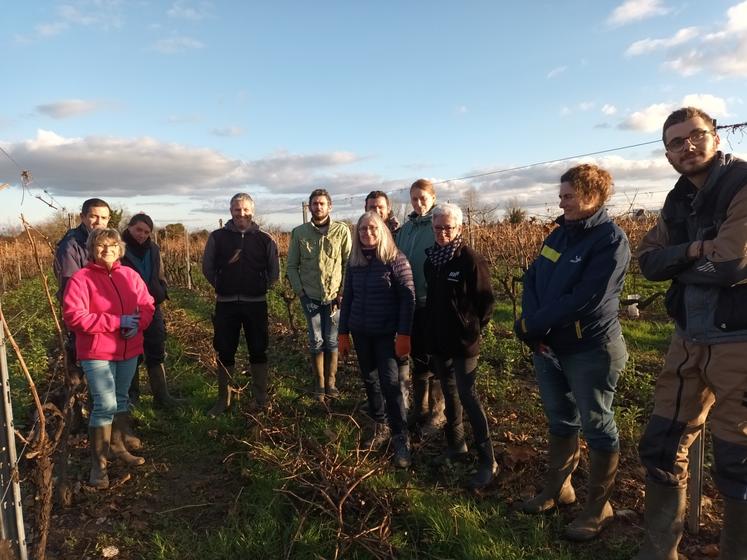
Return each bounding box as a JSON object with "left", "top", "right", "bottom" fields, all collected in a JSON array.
[{"left": 714, "top": 284, "right": 747, "bottom": 331}]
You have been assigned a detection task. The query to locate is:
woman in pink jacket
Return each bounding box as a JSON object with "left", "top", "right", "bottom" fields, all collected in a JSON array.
[{"left": 63, "top": 228, "right": 155, "bottom": 489}]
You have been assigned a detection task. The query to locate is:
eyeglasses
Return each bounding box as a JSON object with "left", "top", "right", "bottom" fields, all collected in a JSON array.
[
  {"left": 95, "top": 243, "right": 119, "bottom": 251},
  {"left": 357, "top": 226, "right": 378, "bottom": 233},
  {"left": 665, "top": 129, "right": 714, "bottom": 153},
  {"left": 434, "top": 225, "right": 458, "bottom": 233}
]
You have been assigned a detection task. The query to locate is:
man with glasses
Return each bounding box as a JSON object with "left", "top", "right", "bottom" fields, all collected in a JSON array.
[
  {"left": 635, "top": 107, "right": 747, "bottom": 558},
  {"left": 287, "top": 188, "right": 352, "bottom": 402}
]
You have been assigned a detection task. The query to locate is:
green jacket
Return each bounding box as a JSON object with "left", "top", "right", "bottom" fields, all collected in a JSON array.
[
  {"left": 396, "top": 207, "right": 435, "bottom": 306},
  {"left": 287, "top": 220, "right": 352, "bottom": 302}
]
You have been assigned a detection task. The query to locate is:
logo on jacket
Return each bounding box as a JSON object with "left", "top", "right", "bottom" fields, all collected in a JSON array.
[
  {"left": 448, "top": 271, "right": 461, "bottom": 282},
  {"left": 570, "top": 255, "right": 583, "bottom": 263}
]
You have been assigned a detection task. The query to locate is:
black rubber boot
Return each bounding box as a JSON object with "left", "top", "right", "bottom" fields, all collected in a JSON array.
[
  {"left": 632, "top": 480, "right": 686, "bottom": 560},
  {"left": 469, "top": 439, "right": 497, "bottom": 489},
  {"left": 147, "top": 363, "right": 184, "bottom": 410},
  {"left": 89, "top": 425, "right": 110, "bottom": 489},
  {"left": 520, "top": 434, "right": 580, "bottom": 513}
]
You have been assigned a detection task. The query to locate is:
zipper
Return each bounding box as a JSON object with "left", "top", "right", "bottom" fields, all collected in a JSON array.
[{"left": 108, "top": 270, "right": 129, "bottom": 360}]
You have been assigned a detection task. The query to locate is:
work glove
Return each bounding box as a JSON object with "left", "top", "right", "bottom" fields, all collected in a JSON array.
[
  {"left": 394, "top": 334, "right": 411, "bottom": 358},
  {"left": 122, "top": 326, "right": 139, "bottom": 339},
  {"left": 338, "top": 334, "right": 352, "bottom": 358},
  {"left": 120, "top": 314, "right": 140, "bottom": 330}
]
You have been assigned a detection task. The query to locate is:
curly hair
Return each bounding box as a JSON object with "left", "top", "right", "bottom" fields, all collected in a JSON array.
[{"left": 560, "top": 164, "right": 614, "bottom": 207}]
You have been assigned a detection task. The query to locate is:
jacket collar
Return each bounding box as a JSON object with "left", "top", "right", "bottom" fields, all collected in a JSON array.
[
  {"left": 87, "top": 260, "right": 122, "bottom": 274},
  {"left": 407, "top": 205, "right": 435, "bottom": 224},
  {"left": 556, "top": 206, "right": 610, "bottom": 232},
  {"left": 224, "top": 219, "right": 259, "bottom": 234}
]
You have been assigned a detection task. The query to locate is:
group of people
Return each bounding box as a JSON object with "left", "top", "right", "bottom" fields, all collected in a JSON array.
[{"left": 54, "top": 104, "right": 746, "bottom": 558}]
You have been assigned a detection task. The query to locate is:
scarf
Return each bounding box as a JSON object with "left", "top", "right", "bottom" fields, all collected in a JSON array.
[
  {"left": 122, "top": 228, "right": 152, "bottom": 259},
  {"left": 426, "top": 235, "right": 463, "bottom": 269}
]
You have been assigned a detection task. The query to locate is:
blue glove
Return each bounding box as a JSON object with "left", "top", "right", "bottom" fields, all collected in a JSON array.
[
  {"left": 299, "top": 294, "right": 320, "bottom": 316},
  {"left": 120, "top": 315, "right": 140, "bottom": 330},
  {"left": 122, "top": 326, "right": 139, "bottom": 339}
]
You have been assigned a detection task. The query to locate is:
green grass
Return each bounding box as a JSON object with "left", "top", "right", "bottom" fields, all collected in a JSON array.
[{"left": 4, "top": 276, "right": 676, "bottom": 560}]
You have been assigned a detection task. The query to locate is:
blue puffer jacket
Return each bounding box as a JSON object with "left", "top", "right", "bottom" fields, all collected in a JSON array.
[
  {"left": 518, "top": 207, "right": 630, "bottom": 353},
  {"left": 339, "top": 251, "right": 415, "bottom": 336}
]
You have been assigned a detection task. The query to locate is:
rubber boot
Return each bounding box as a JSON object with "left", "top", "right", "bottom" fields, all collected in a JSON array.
[
  {"left": 564, "top": 449, "right": 619, "bottom": 542},
  {"left": 147, "top": 363, "right": 184, "bottom": 410},
  {"left": 207, "top": 364, "right": 235, "bottom": 416},
  {"left": 435, "top": 421, "right": 469, "bottom": 465},
  {"left": 520, "top": 434, "right": 580, "bottom": 513},
  {"left": 392, "top": 433, "right": 412, "bottom": 468},
  {"left": 89, "top": 425, "right": 110, "bottom": 489},
  {"left": 324, "top": 351, "right": 340, "bottom": 398},
  {"left": 469, "top": 439, "right": 497, "bottom": 489},
  {"left": 110, "top": 413, "right": 145, "bottom": 466},
  {"left": 632, "top": 480, "right": 686, "bottom": 560},
  {"left": 408, "top": 376, "right": 429, "bottom": 428},
  {"left": 422, "top": 377, "right": 446, "bottom": 436},
  {"left": 248, "top": 362, "right": 270, "bottom": 411},
  {"left": 117, "top": 411, "right": 142, "bottom": 450},
  {"left": 311, "top": 352, "right": 325, "bottom": 403},
  {"left": 719, "top": 497, "right": 747, "bottom": 560},
  {"left": 398, "top": 358, "right": 410, "bottom": 411}
]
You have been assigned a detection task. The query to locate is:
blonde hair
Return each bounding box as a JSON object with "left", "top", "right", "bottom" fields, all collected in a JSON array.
[
  {"left": 86, "top": 228, "right": 125, "bottom": 261},
  {"left": 349, "top": 211, "right": 399, "bottom": 267}
]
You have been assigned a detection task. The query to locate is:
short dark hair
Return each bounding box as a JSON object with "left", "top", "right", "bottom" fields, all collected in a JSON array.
[
  {"left": 81, "top": 198, "right": 111, "bottom": 216},
  {"left": 662, "top": 107, "right": 716, "bottom": 143},
  {"left": 128, "top": 213, "right": 154, "bottom": 231},
  {"left": 309, "top": 188, "right": 331, "bottom": 205},
  {"left": 560, "top": 164, "right": 614, "bottom": 206},
  {"left": 365, "top": 190, "right": 390, "bottom": 207}
]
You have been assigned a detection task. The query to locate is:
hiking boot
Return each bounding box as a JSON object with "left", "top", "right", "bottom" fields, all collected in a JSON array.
[
  {"left": 720, "top": 497, "right": 747, "bottom": 560},
  {"left": 520, "top": 434, "right": 580, "bottom": 513},
  {"left": 564, "top": 449, "right": 619, "bottom": 542},
  {"left": 110, "top": 413, "right": 145, "bottom": 466},
  {"left": 469, "top": 439, "right": 497, "bottom": 489},
  {"left": 361, "top": 422, "right": 391, "bottom": 450},
  {"left": 392, "top": 434, "right": 412, "bottom": 468},
  {"left": 632, "top": 480, "right": 686, "bottom": 560},
  {"left": 324, "top": 351, "right": 340, "bottom": 398},
  {"left": 207, "top": 364, "right": 235, "bottom": 417},
  {"left": 148, "top": 363, "right": 185, "bottom": 410},
  {"left": 89, "top": 425, "right": 110, "bottom": 490}
]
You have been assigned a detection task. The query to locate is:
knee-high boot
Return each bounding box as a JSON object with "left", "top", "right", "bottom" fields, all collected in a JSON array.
[{"left": 564, "top": 449, "right": 619, "bottom": 541}]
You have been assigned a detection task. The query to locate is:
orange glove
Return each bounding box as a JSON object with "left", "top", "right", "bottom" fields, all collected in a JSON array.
[
  {"left": 395, "top": 334, "right": 411, "bottom": 358},
  {"left": 338, "top": 334, "right": 352, "bottom": 358}
]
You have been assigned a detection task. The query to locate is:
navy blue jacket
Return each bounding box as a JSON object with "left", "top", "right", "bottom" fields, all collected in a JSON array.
[
  {"left": 54, "top": 224, "right": 89, "bottom": 301},
  {"left": 339, "top": 251, "right": 415, "bottom": 336},
  {"left": 519, "top": 207, "right": 630, "bottom": 353}
]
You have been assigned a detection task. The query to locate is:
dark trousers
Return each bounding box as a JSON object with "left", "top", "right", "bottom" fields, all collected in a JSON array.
[
  {"left": 353, "top": 331, "right": 407, "bottom": 436},
  {"left": 432, "top": 355, "right": 490, "bottom": 444},
  {"left": 142, "top": 305, "right": 166, "bottom": 366},
  {"left": 410, "top": 307, "right": 433, "bottom": 381},
  {"left": 212, "top": 301, "right": 269, "bottom": 366}
]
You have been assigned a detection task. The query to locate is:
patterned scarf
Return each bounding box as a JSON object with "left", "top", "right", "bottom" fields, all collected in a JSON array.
[{"left": 426, "top": 235, "right": 463, "bottom": 269}]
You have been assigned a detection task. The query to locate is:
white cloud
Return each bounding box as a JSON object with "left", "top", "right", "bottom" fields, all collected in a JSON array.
[
  {"left": 168, "top": 1, "right": 212, "bottom": 20},
  {"left": 578, "top": 101, "right": 595, "bottom": 111},
  {"left": 36, "top": 99, "right": 103, "bottom": 119},
  {"left": 151, "top": 36, "right": 205, "bottom": 54},
  {"left": 619, "top": 94, "right": 730, "bottom": 132},
  {"left": 660, "top": 2, "right": 747, "bottom": 78},
  {"left": 602, "top": 104, "right": 618, "bottom": 115},
  {"left": 607, "top": 0, "right": 669, "bottom": 26},
  {"left": 17, "top": 0, "right": 123, "bottom": 42},
  {"left": 547, "top": 66, "right": 567, "bottom": 79},
  {"left": 625, "top": 27, "right": 699, "bottom": 56},
  {"left": 211, "top": 126, "right": 245, "bottom": 137}
]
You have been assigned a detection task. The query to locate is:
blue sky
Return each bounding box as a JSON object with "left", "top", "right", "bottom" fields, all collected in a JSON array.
[{"left": 1, "top": 0, "right": 746, "bottom": 231}]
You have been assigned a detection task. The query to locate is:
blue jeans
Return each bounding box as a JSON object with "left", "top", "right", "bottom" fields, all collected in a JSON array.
[
  {"left": 82, "top": 357, "right": 139, "bottom": 427},
  {"left": 352, "top": 332, "right": 407, "bottom": 436},
  {"left": 301, "top": 299, "right": 339, "bottom": 354},
  {"left": 533, "top": 336, "right": 628, "bottom": 452}
]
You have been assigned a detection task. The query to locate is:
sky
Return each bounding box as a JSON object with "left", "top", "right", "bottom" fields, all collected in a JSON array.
[{"left": 1, "top": 0, "right": 746, "bottom": 232}]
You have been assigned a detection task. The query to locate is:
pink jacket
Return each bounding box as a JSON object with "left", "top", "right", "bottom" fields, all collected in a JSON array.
[{"left": 63, "top": 261, "right": 155, "bottom": 361}]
